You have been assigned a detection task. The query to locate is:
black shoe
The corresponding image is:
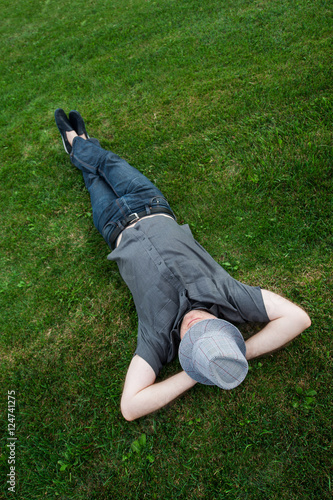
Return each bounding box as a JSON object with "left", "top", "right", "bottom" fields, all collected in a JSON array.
[
  {"left": 69, "top": 110, "right": 90, "bottom": 139},
  {"left": 54, "top": 109, "right": 73, "bottom": 154}
]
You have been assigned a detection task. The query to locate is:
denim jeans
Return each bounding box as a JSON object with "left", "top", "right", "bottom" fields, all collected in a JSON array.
[{"left": 70, "top": 137, "right": 174, "bottom": 248}]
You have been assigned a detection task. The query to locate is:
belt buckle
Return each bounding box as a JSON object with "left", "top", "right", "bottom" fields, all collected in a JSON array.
[{"left": 127, "top": 213, "right": 140, "bottom": 225}]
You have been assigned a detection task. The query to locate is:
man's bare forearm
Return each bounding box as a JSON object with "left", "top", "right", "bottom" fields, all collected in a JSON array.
[
  {"left": 122, "top": 371, "right": 197, "bottom": 421},
  {"left": 245, "top": 289, "right": 311, "bottom": 360},
  {"left": 245, "top": 316, "right": 308, "bottom": 359}
]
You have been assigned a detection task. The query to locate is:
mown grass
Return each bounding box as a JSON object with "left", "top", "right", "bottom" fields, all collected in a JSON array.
[{"left": 0, "top": 0, "right": 332, "bottom": 498}]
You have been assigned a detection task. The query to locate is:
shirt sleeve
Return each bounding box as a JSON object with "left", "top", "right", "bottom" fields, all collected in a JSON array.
[
  {"left": 220, "top": 278, "right": 270, "bottom": 324},
  {"left": 134, "top": 321, "right": 167, "bottom": 376}
]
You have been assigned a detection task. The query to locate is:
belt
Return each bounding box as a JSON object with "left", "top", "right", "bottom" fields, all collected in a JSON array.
[{"left": 109, "top": 207, "right": 175, "bottom": 249}]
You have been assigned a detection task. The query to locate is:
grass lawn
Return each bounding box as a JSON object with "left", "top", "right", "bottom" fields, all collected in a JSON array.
[{"left": 0, "top": 0, "right": 332, "bottom": 498}]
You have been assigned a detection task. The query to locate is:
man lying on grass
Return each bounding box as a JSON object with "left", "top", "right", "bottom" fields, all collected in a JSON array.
[{"left": 55, "top": 109, "right": 311, "bottom": 421}]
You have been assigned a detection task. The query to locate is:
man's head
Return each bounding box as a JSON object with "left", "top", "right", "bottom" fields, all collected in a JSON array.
[{"left": 179, "top": 310, "right": 248, "bottom": 389}]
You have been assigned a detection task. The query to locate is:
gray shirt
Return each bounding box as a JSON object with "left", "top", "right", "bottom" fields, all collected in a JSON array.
[{"left": 108, "top": 216, "right": 269, "bottom": 375}]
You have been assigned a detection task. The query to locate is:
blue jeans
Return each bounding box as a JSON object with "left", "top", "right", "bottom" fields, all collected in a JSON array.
[{"left": 70, "top": 137, "right": 174, "bottom": 248}]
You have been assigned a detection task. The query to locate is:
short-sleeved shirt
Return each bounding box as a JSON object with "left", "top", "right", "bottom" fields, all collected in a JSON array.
[{"left": 108, "top": 216, "right": 269, "bottom": 375}]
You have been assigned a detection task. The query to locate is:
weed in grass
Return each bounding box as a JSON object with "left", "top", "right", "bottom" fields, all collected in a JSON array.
[
  {"left": 122, "top": 433, "right": 155, "bottom": 465},
  {"left": 292, "top": 386, "right": 318, "bottom": 413}
]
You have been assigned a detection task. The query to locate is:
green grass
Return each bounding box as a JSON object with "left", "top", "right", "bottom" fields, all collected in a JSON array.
[{"left": 0, "top": 0, "right": 332, "bottom": 498}]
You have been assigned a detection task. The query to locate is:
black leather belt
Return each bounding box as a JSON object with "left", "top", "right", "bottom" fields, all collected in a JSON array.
[{"left": 109, "top": 207, "right": 175, "bottom": 249}]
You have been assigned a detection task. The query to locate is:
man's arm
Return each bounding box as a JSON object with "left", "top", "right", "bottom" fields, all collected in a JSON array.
[
  {"left": 120, "top": 355, "right": 197, "bottom": 421},
  {"left": 245, "top": 289, "right": 311, "bottom": 360}
]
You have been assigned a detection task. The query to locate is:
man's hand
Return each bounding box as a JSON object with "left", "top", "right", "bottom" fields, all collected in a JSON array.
[
  {"left": 245, "top": 289, "right": 311, "bottom": 360},
  {"left": 120, "top": 355, "right": 197, "bottom": 421}
]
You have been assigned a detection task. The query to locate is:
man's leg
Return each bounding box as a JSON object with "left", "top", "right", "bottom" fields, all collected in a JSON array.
[
  {"left": 70, "top": 137, "right": 163, "bottom": 198},
  {"left": 68, "top": 131, "right": 174, "bottom": 248}
]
